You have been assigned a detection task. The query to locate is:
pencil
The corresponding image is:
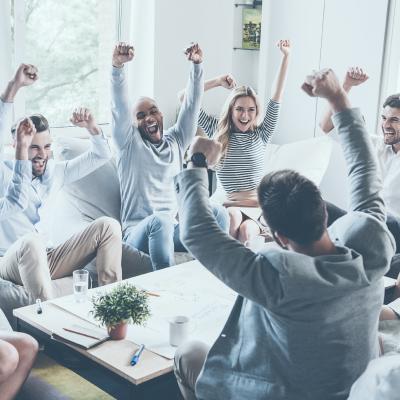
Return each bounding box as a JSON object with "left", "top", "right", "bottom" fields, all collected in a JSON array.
[
  {"left": 63, "top": 327, "right": 103, "bottom": 340},
  {"left": 145, "top": 291, "right": 160, "bottom": 297}
]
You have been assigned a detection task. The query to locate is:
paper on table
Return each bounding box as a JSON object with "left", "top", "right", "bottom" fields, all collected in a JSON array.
[{"left": 50, "top": 261, "right": 236, "bottom": 359}]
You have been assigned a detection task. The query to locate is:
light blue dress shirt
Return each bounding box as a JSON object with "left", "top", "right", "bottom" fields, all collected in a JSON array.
[{"left": 0, "top": 100, "right": 112, "bottom": 256}]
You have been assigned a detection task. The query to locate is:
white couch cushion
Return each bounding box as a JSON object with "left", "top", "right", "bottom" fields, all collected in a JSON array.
[
  {"left": 211, "top": 136, "right": 332, "bottom": 203},
  {"left": 54, "top": 137, "right": 121, "bottom": 222}
]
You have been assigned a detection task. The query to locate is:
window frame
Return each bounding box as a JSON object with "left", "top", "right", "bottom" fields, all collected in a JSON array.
[
  {"left": 3, "top": 0, "right": 131, "bottom": 136},
  {"left": 378, "top": 0, "right": 400, "bottom": 130}
]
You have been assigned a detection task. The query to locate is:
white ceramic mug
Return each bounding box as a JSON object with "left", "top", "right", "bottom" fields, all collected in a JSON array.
[{"left": 169, "top": 316, "right": 190, "bottom": 347}]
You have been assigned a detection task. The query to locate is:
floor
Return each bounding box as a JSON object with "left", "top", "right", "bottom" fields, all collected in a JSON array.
[{"left": 17, "top": 352, "right": 114, "bottom": 400}]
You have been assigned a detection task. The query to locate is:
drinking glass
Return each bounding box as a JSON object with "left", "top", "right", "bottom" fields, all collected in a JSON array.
[{"left": 73, "top": 269, "right": 89, "bottom": 303}]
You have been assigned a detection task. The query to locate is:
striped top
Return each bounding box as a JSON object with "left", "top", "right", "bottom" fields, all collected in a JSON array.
[{"left": 198, "top": 99, "right": 280, "bottom": 193}]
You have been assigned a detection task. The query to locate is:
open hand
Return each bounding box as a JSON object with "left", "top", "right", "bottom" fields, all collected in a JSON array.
[
  {"left": 184, "top": 43, "right": 203, "bottom": 64},
  {"left": 112, "top": 42, "right": 135, "bottom": 68},
  {"left": 277, "top": 39, "right": 291, "bottom": 57},
  {"left": 70, "top": 107, "right": 99, "bottom": 135},
  {"left": 188, "top": 136, "right": 222, "bottom": 168},
  {"left": 343, "top": 67, "right": 369, "bottom": 91},
  {"left": 218, "top": 74, "right": 236, "bottom": 89}
]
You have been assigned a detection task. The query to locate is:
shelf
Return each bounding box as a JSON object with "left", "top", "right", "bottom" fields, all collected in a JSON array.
[
  {"left": 235, "top": 1, "right": 262, "bottom": 7},
  {"left": 233, "top": 47, "right": 260, "bottom": 51}
]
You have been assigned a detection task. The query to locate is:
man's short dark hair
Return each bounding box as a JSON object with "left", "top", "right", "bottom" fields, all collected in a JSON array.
[
  {"left": 258, "top": 169, "right": 327, "bottom": 246},
  {"left": 383, "top": 94, "right": 400, "bottom": 109},
  {"left": 11, "top": 114, "right": 49, "bottom": 138}
]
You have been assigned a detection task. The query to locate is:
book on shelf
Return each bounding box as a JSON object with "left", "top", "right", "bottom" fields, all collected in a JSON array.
[
  {"left": 242, "top": 7, "right": 262, "bottom": 50},
  {"left": 51, "top": 323, "right": 109, "bottom": 349}
]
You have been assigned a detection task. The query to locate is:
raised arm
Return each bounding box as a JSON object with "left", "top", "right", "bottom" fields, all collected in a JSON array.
[
  {"left": 178, "top": 73, "right": 235, "bottom": 138},
  {"left": 319, "top": 67, "right": 369, "bottom": 133},
  {"left": 174, "top": 137, "right": 282, "bottom": 308},
  {"left": 58, "top": 108, "right": 112, "bottom": 186},
  {"left": 172, "top": 43, "right": 204, "bottom": 150},
  {"left": 0, "top": 64, "right": 38, "bottom": 148},
  {"left": 254, "top": 41, "right": 290, "bottom": 143},
  {"left": 271, "top": 40, "right": 291, "bottom": 102},
  {"left": 0, "top": 118, "right": 35, "bottom": 219},
  {"left": 111, "top": 43, "right": 135, "bottom": 151},
  {"left": 302, "top": 68, "right": 384, "bottom": 222}
]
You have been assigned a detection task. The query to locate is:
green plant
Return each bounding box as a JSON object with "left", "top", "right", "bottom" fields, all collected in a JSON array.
[{"left": 91, "top": 283, "right": 151, "bottom": 328}]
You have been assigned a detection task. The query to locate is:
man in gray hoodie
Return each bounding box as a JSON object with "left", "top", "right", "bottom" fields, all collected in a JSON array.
[{"left": 173, "top": 69, "right": 395, "bottom": 400}]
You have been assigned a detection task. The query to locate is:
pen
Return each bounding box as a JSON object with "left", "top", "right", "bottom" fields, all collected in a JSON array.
[
  {"left": 130, "top": 344, "right": 145, "bottom": 366},
  {"left": 36, "top": 299, "right": 42, "bottom": 314},
  {"left": 145, "top": 291, "right": 160, "bottom": 297},
  {"left": 62, "top": 327, "right": 103, "bottom": 340}
]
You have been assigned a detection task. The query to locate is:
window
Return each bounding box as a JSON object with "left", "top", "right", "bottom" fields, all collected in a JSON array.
[
  {"left": 9, "top": 0, "right": 118, "bottom": 127},
  {"left": 380, "top": 1, "right": 400, "bottom": 117}
]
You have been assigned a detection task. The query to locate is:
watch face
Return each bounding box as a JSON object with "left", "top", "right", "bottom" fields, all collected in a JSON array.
[{"left": 191, "top": 152, "right": 207, "bottom": 167}]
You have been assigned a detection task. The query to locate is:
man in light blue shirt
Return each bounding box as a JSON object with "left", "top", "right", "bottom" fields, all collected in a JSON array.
[
  {"left": 111, "top": 43, "right": 228, "bottom": 270},
  {"left": 0, "top": 64, "right": 122, "bottom": 301}
]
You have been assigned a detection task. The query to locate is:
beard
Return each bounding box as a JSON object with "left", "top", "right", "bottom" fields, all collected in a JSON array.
[
  {"left": 31, "top": 157, "right": 48, "bottom": 177},
  {"left": 138, "top": 122, "right": 164, "bottom": 144}
]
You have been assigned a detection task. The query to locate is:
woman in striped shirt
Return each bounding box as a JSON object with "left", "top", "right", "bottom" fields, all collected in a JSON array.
[{"left": 197, "top": 40, "right": 291, "bottom": 245}]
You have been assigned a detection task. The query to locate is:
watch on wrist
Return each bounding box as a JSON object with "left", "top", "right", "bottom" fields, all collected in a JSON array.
[{"left": 189, "top": 152, "right": 207, "bottom": 168}]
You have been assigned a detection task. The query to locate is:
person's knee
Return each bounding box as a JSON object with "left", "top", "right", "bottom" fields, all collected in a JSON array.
[
  {"left": 212, "top": 204, "right": 229, "bottom": 232},
  {"left": 19, "top": 233, "right": 46, "bottom": 258},
  {"left": 93, "top": 216, "right": 122, "bottom": 233},
  {"left": 380, "top": 305, "right": 399, "bottom": 321},
  {"left": 0, "top": 342, "right": 19, "bottom": 381},
  {"left": 228, "top": 207, "right": 242, "bottom": 229},
  {"left": 239, "top": 220, "right": 255, "bottom": 237},
  {"left": 174, "top": 340, "right": 209, "bottom": 378},
  {"left": 228, "top": 207, "right": 241, "bottom": 220},
  {"left": 13, "top": 333, "right": 39, "bottom": 362},
  {"left": 149, "top": 214, "right": 174, "bottom": 235}
]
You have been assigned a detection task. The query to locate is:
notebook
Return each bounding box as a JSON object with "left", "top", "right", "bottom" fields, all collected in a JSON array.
[{"left": 51, "top": 323, "right": 109, "bottom": 349}]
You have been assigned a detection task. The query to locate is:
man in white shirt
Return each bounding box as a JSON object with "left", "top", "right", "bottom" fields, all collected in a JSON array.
[
  {"left": 0, "top": 64, "right": 122, "bottom": 301},
  {"left": 320, "top": 68, "right": 400, "bottom": 253}
]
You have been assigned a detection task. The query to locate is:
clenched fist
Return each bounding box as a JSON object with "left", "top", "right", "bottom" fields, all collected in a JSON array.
[
  {"left": 301, "top": 68, "right": 343, "bottom": 100},
  {"left": 13, "top": 64, "right": 38, "bottom": 88},
  {"left": 112, "top": 42, "right": 135, "bottom": 68},
  {"left": 184, "top": 43, "right": 203, "bottom": 64},
  {"left": 277, "top": 39, "right": 291, "bottom": 57},
  {"left": 217, "top": 74, "right": 236, "bottom": 90}
]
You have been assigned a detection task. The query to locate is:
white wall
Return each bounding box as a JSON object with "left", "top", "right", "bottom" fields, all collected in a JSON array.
[
  {"left": 0, "top": 1, "right": 12, "bottom": 90},
  {"left": 257, "top": 0, "right": 389, "bottom": 208},
  {"left": 317, "top": 0, "right": 388, "bottom": 208},
  {"left": 153, "top": 0, "right": 235, "bottom": 126},
  {"left": 258, "top": 0, "right": 325, "bottom": 143},
  {"left": 128, "top": 0, "right": 155, "bottom": 99}
]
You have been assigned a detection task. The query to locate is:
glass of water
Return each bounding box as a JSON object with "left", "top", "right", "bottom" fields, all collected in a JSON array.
[{"left": 73, "top": 269, "right": 89, "bottom": 303}]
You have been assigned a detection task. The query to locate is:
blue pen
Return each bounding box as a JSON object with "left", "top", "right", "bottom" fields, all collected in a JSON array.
[{"left": 130, "top": 344, "right": 145, "bottom": 366}]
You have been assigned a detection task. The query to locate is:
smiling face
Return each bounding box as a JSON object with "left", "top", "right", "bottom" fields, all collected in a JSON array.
[
  {"left": 230, "top": 95, "right": 257, "bottom": 133},
  {"left": 28, "top": 130, "right": 52, "bottom": 177},
  {"left": 381, "top": 106, "right": 400, "bottom": 151},
  {"left": 133, "top": 97, "right": 164, "bottom": 144}
]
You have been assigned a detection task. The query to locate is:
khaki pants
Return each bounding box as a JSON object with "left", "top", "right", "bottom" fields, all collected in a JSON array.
[
  {"left": 0, "top": 217, "right": 122, "bottom": 301},
  {"left": 174, "top": 341, "right": 209, "bottom": 400}
]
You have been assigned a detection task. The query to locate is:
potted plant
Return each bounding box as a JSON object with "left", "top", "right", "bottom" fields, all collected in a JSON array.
[{"left": 91, "top": 283, "right": 151, "bottom": 340}]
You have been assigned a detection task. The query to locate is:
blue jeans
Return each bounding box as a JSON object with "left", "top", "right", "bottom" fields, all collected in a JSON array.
[{"left": 124, "top": 204, "right": 229, "bottom": 270}]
